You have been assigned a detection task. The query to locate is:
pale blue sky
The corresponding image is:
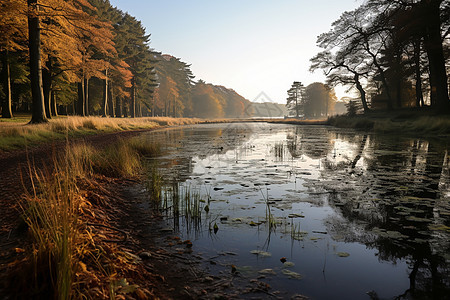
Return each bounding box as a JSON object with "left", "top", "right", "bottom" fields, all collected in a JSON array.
[{"left": 109, "top": 0, "right": 363, "bottom": 103}]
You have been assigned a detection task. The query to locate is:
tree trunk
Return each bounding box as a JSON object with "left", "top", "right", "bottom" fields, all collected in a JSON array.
[
  {"left": 130, "top": 78, "right": 136, "bottom": 118},
  {"left": 123, "top": 98, "right": 128, "bottom": 117},
  {"left": 108, "top": 81, "right": 115, "bottom": 117},
  {"left": 51, "top": 91, "right": 58, "bottom": 117},
  {"left": 84, "top": 77, "right": 89, "bottom": 116},
  {"left": 77, "top": 80, "right": 85, "bottom": 116},
  {"left": 394, "top": 46, "right": 402, "bottom": 108},
  {"left": 27, "top": 0, "right": 47, "bottom": 123},
  {"left": 354, "top": 74, "right": 370, "bottom": 112},
  {"left": 152, "top": 94, "right": 155, "bottom": 117},
  {"left": 102, "top": 69, "right": 108, "bottom": 117},
  {"left": 422, "top": 0, "right": 449, "bottom": 111},
  {"left": 42, "top": 58, "right": 52, "bottom": 119},
  {"left": 115, "top": 96, "right": 122, "bottom": 117},
  {"left": 373, "top": 56, "right": 393, "bottom": 109},
  {"left": 1, "top": 48, "right": 13, "bottom": 118},
  {"left": 414, "top": 39, "right": 424, "bottom": 107}
]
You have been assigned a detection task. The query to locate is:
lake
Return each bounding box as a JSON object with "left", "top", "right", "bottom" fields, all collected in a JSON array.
[{"left": 138, "top": 122, "right": 449, "bottom": 299}]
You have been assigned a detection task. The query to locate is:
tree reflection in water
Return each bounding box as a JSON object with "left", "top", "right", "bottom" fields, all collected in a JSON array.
[{"left": 303, "top": 129, "right": 450, "bottom": 299}]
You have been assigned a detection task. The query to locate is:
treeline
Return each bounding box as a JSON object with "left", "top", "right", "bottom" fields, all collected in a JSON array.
[
  {"left": 0, "top": 0, "right": 251, "bottom": 122},
  {"left": 152, "top": 55, "right": 252, "bottom": 118},
  {"left": 310, "top": 0, "right": 450, "bottom": 113}
]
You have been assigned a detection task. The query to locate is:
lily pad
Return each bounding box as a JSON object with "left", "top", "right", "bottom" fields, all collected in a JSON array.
[
  {"left": 259, "top": 269, "right": 276, "bottom": 275},
  {"left": 250, "top": 250, "right": 272, "bottom": 257},
  {"left": 406, "top": 216, "right": 432, "bottom": 223},
  {"left": 337, "top": 252, "right": 350, "bottom": 257},
  {"left": 282, "top": 269, "right": 303, "bottom": 279},
  {"left": 429, "top": 224, "right": 450, "bottom": 232}
]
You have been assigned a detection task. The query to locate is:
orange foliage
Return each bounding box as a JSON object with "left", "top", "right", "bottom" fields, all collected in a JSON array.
[{"left": 0, "top": 0, "right": 28, "bottom": 51}]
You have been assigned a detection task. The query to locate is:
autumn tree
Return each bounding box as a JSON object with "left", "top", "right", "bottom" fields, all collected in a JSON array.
[
  {"left": 192, "top": 81, "right": 224, "bottom": 119},
  {"left": 115, "top": 13, "right": 156, "bottom": 118},
  {"left": 153, "top": 53, "right": 194, "bottom": 117},
  {"left": 157, "top": 76, "right": 180, "bottom": 117},
  {"left": 0, "top": 0, "right": 27, "bottom": 118},
  {"left": 27, "top": 0, "right": 47, "bottom": 123}
]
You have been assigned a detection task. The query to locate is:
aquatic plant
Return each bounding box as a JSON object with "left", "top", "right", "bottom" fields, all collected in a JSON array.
[
  {"left": 260, "top": 187, "right": 276, "bottom": 230},
  {"left": 157, "top": 182, "right": 205, "bottom": 231}
]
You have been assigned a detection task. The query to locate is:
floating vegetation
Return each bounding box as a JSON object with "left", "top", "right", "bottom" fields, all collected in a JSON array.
[
  {"left": 429, "top": 224, "right": 450, "bottom": 232},
  {"left": 250, "top": 250, "right": 272, "bottom": 257},
  {"left": 259, "top": 269, "right": 276, "bottom": 275},
  {"left": 337, "top": 252, "right": 350, "bottom": 257},
  {"left": 283, "top": 262, "right": 295, "bottom": 267},
  {"left": 406, "top": 216, "right": 432, "bottom": 223},
  {"left": 282, "top": 269, "right": 303, "bottom": 280}
]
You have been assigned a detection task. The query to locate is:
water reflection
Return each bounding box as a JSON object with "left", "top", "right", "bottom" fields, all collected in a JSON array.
[
  {"left": 141, "top": 123, "right": 449, "bottom": 299},
  {"left": 309, "top": 132, "right": 450, "bottom": 299}
]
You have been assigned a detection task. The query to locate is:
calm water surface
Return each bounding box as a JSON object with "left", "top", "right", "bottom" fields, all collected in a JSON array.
[{"left": 139, "top": 123, "right": 449, "bottom": 299}]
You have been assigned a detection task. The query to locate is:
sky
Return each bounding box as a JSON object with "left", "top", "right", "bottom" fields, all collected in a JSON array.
[{"left": 109, "top": 0, "right": 363, "bottom": 104}]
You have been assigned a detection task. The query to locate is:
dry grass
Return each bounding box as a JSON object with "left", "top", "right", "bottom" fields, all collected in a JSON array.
[
  {"left": 7, "top": 138, "right": 161, "bottom": 299},
  {"left": 0, "top": 116, "right": 202, "bottom": 151},
  {"left": 328, "top": 113, "right": 450, "bottom": 136}
]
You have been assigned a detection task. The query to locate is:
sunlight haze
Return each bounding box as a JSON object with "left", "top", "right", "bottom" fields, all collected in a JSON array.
[{"left": 110, "top": 0, "right": 363, "bottom": 103}]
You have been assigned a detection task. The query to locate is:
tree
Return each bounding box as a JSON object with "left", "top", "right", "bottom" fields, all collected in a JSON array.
[
  {"left": 367, "top": 0, "right": 449, "bottom": 110},
  {"left": 312, "top": 0, "right": 450, "bottom": 113},
  {"left": 286, "top": 81, "right": 305, "bottom": 117},
  {"left": 153, "top": 53, "right": 194, "bottom": 117},
  {"left": 27, "top": 0, "right": 47, "bottom": 123},
  {"left": 192, "top": 81, "right": 224, "bottom": 118},
  {"left": 311, "top": 50, "right": 372, "bottom": 113},
  {"left": 345, "top": 99, "right": 361, "bottom": 116},
  {"left": 158, "top": 76, "right": 179, "bottom": 117},
  {"left": 0, "top": 0, "right": 27, "bottom": 119},
  {"left": 117, "top": 13, "right": 156, "bottom": 118},
  {"left": 310, "top": 5, "right": 395, "bottom": 112},
  {"left": 303, "top": 82, "right": 337, "bottom": 118}
]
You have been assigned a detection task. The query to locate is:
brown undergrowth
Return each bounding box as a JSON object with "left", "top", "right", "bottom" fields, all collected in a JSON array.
[{"left": 4, "top": 139, "right": 161, "bottom": 299}]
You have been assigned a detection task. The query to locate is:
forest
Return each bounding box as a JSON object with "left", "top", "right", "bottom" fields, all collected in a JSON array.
[
  {"left": 310, "top": 0, "right": 450, "bottom": 114},
  {"left": 0, "top": 0, "right": 252, "bottom": 123}
]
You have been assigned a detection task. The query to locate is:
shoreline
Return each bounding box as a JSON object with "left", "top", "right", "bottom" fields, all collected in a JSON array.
[{"left": 2, "top": 112, "right": 450, "bottom": 153}]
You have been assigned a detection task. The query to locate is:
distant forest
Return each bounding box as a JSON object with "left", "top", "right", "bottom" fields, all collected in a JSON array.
[
  {"left": 310, "top": 0, "right": 450, "bottom": 113},
  {"left": 0, "top": 0, "right": 252, "bottom": 122}
]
